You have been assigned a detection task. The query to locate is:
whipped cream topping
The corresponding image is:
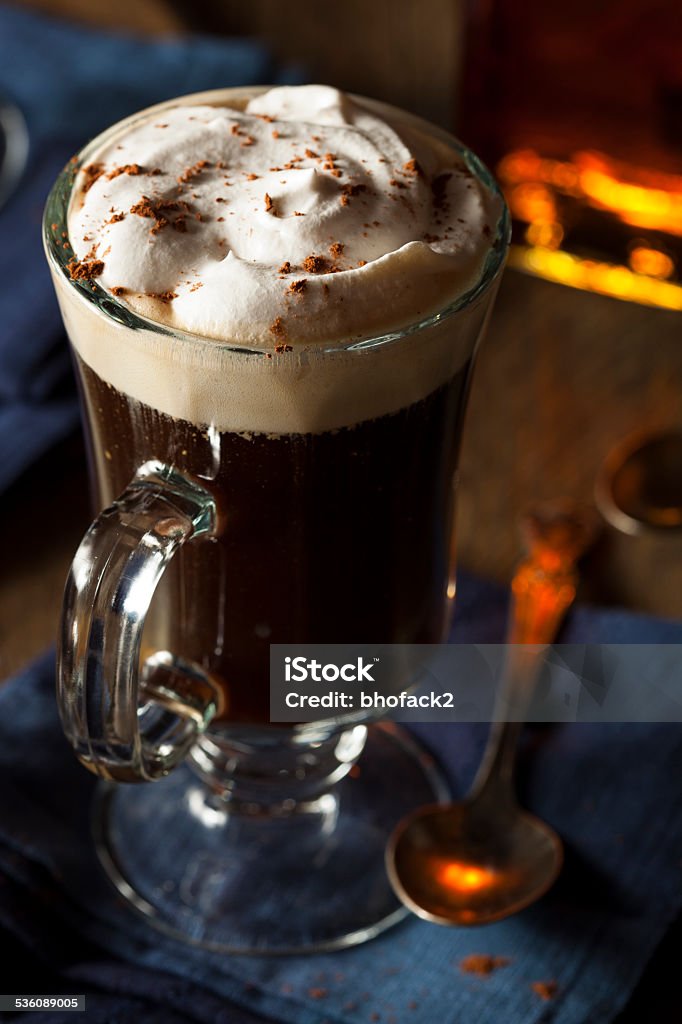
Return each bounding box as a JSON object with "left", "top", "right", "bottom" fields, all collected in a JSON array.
[
  {"left": 52, "top": 86, "right": 505, "bottom": 435},
  {"left": 67, "top": 85, "right": 500, "bottom": 346}
]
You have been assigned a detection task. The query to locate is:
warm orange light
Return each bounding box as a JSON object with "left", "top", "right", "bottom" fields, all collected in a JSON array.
[
  {"left": 510, "top": 245, "right": 682, "bottom": 311},
  {"left": 497, "top": 149, "right": 540, "bottom": 184},
  {"left": 438, "top": 861, "right": 499, "bottom": 892},
  {"left": 526, "top": 221, "right": 564, "bottom": 249},
  {"left": 497, "top": 150, "right": 581, "bottom": 196},
  {"left": 579, "top": 169, "right": 682, "bottom": 235},
  {"left": 508, "top": 182, "right": 557, "bottom": 224},
  {"left": 497, "top": 147, "right": 682, "bottom": 308},
  {"left": 575, "top": 153, "right": 682, "bottom": 236},
  {"left": 628, "top": 246, "right": 675, "bottom": 280},
  {"left": 498, "top": 149, "right": 682, "bottom": 234}
]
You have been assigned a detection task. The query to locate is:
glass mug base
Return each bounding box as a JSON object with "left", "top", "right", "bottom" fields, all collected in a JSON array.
[{"left": 91, "top": 722, "right": 449, "bottom": 954}]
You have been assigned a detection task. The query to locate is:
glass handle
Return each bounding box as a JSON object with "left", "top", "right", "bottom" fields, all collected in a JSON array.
[{"left": 58, "top": 460, "right": 219, "bottom": 783}]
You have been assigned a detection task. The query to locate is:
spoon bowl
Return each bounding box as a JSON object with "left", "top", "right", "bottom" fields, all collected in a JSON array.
[{"left": 387, "top": 801, "right": 563, "bottom": 926}]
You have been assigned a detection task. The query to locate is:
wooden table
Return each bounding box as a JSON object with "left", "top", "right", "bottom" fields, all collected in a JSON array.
[{"left": 2, "top": 267, "right": 681, "bottom": 682}]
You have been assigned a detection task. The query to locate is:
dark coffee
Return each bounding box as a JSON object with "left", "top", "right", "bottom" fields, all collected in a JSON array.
[{"left": 76, "top": 354, "right": 472, "bottom": 724}]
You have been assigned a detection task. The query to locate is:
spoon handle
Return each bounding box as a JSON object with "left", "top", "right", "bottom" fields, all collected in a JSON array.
[{"left": 470, "top": 503, "right": 597, "bottom": 803}]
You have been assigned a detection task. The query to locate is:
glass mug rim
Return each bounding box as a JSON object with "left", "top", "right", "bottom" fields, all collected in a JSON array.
[{"left": 42, "top": 85, "right": 511, "bottom": 357}]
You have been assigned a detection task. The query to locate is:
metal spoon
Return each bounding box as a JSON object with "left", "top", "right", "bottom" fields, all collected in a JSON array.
[{"left": 386, "top": 502, "right": 598, "bottom": 926}]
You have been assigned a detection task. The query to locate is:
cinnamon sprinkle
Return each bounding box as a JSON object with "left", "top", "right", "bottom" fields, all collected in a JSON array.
[
  {"left": 177, "top": 160, "right": 210, "bottom": 184},
  {"left": 459, "top": 955, "right": 511, "bottom": 977},
  {"left": 340, "top": 182, "right": 368, "bottom": 206},
  {"left": 129, "top": 196, "right": 192, "bottom": 234},
  {"left": 531, "top": 981, "right": 558, "bottom": 1001},
  {"left": 329, "top": 242, "right": 344, "bottom": 259},
  {"left": 240, "top": 136, "right": 255, "bottom": 147},
  {"left": 147, "top": 290, "right": 177, "bottom": 303},
  {"left": 270, "top": 316, "right": 286, "bottom": 338},
  {"left": 278, "top": 261, "right": 292, "bottom": 275},
  {"left": 307, "top": 988, "right": 328, "bottom": 1000},
  {"left": 275, "top": 342, "right": 293, "bottom": 354},
  {"left": 302, "top": 254, "right": 329, "bottom": 274},
  {"left": 130, "top": 197, "right": 161, "bottom": 219},
  {"left": 264, "top": 193, "right": 276, "bottom": 215},
  {"left": 106, "top": 163, "right": 145, "bottom": 180},
  {"left": 81, "top": 163, "right": 105, "bottom": 192},
  {"left": 322, "top": 156, "right": 342, "bottom": 178},
  {"left": 111, "top": 286, "right": 128, "bottom": 296},
  {"left": 67, "top": 257, "right": 104, "bottom": 281},
  {"left": 288, "top": 279, "right": 307, "bottom": 295}
]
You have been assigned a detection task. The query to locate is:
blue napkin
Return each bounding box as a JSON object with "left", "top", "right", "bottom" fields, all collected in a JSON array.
[
  {"left": 1, "top": 574, "right": 681, "bottom": 1024},
  {"left": 0, "top": 4, "right": 298, "bottom": 492}
]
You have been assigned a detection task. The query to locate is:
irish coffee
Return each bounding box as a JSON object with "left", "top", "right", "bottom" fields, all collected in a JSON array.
[
  {"left": 49, "top": 84, "right": 504, "bottom": 730},
  {"left": 45, "top": 84, "right": 509, "bottom": 951}
]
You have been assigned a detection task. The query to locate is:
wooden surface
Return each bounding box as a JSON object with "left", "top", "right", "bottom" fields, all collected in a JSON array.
[{"left": 2, "top": 267, "right": 682, "bottom": 681}]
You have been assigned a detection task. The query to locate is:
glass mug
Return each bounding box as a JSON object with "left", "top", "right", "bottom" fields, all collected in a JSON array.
[{"left": 44, "top": 88, "right": 509, "bottom": 952}]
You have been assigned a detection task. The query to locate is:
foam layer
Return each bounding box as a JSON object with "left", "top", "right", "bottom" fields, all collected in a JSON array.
[{"left": 53, "top": 86, "right": 504, "bottom": 434}]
